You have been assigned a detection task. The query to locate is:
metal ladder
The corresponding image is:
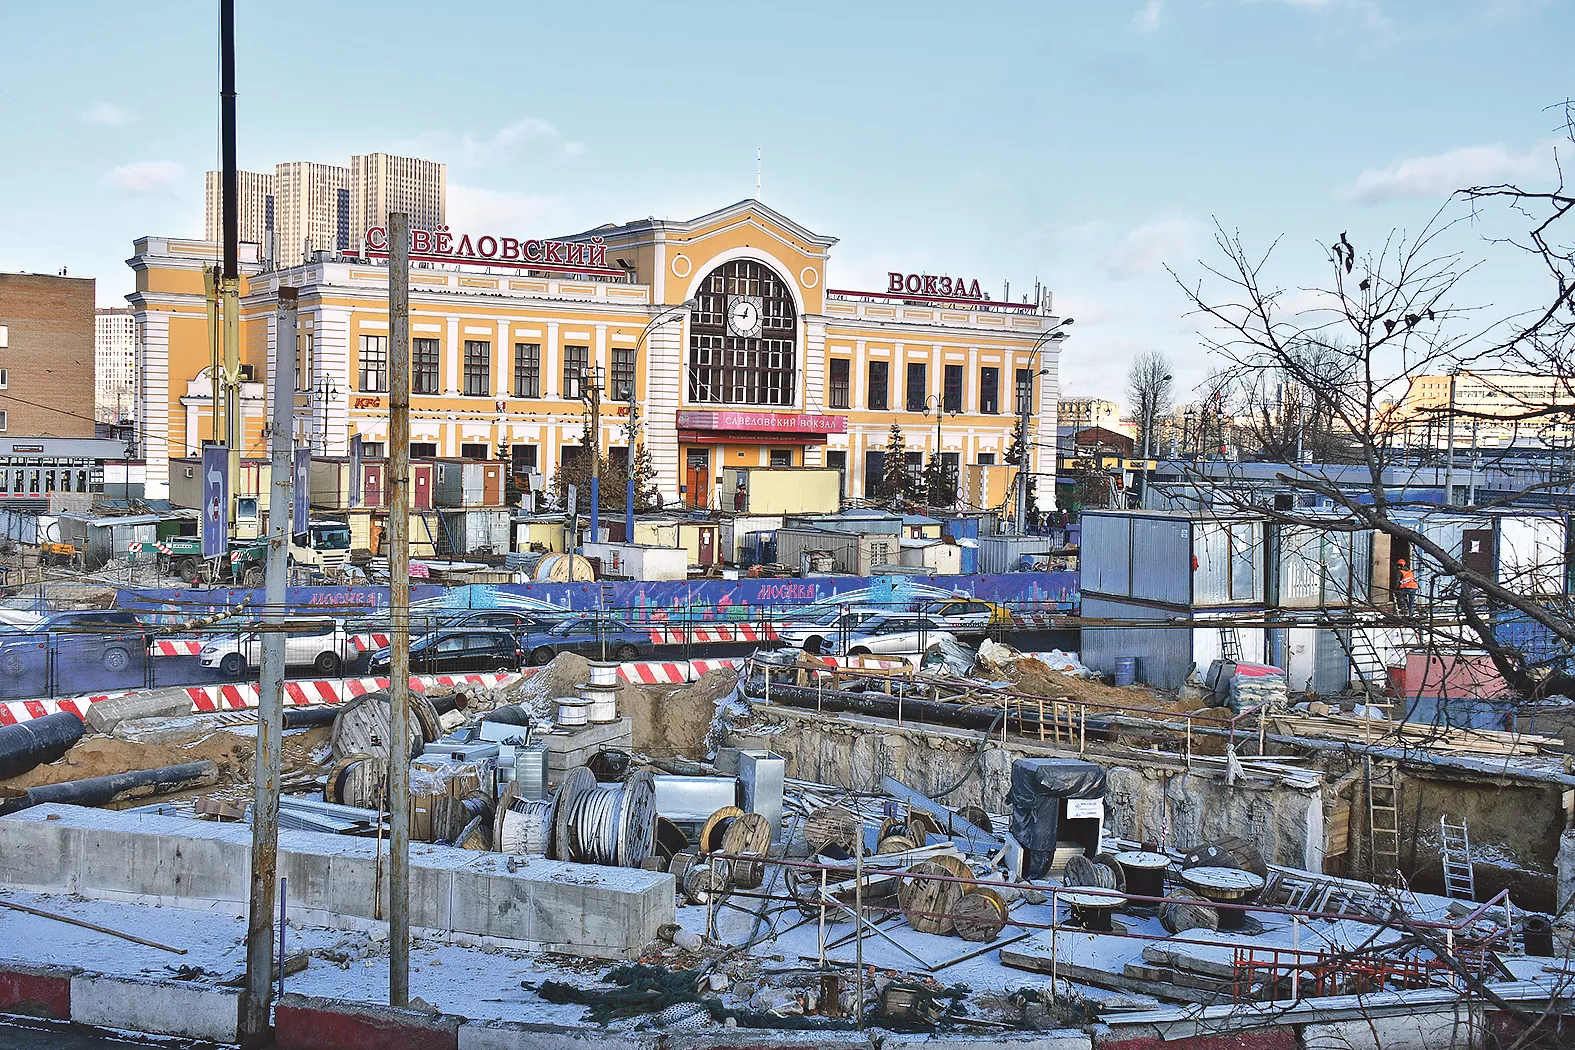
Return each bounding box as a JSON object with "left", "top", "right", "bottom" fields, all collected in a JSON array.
[
  {"left": 1336, "top": 628, "right": 1391, "bottom": 699},
  {"left": 1218, "top": 625, "right": 1243, "bottom": 663},
  {"left": 1440, "top": 816, "right": 1477, "bottom": 901},
  {"left": 1366, "top": 757, "right": 1400, "bottom": 882}
]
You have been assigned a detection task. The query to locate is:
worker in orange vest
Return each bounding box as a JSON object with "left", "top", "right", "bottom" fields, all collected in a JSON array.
[{"left": 1395, "top": 558, "right": 1419, "bottom": 616}]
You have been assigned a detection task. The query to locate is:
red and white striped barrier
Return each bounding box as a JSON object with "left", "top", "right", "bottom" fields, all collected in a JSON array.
[
  {"left": 644, "top": 624, "right": 779, "bottom": 646},
  {"left": 149, "top": 639, "right": 205, "bottom": 658},
  {"left": 0, "top": 691, "right": 142, "bottom": 726},
  {"left": 617, "top": 658, "right": 742, "bottom": 685},
  {"left": 350, "top": 633, "right": 391, "bottom": 652}
]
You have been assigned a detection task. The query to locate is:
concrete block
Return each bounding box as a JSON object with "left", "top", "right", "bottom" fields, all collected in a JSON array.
[
  {"left": 881, "top": 1033, "right": 1090, "bottom": 1050},
  {"left": 459, "top": 1020, "right": 661, "bottom": 1050},
  {"left": 275, "top": 991, "right": 460, "bottom": 1050},
  {"left": 0, "top": 814, "right": 79, "bottom": 890},
  {"left": 0, "top": 961, "right": 75, "bottom": 1019},
  {"left": 1301, "top": 1010, "right": 1480, "bottom": 1050},
  {"left": 69, "top": 973, "right": 240, "bottom": 1043},
  {"left": 85, "top": 690, "right": 194, "bottom": 734}
]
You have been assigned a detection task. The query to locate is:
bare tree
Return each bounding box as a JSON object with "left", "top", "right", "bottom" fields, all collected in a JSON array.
[{"left": 1127, "top": 350, "right": 1175, "bottom": 459}]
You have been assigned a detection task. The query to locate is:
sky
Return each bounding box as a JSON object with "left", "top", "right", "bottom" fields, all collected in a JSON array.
[{"left": 0, "top": 0, "right": 1570, "bottom": 410}]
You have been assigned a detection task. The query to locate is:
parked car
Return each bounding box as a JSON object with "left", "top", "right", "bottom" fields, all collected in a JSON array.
[
  {"left": 778, "top": 608, "right": 887, "bottom": 651},
  {"left": 199, "top": 619, "right": 348, "bottom": 678},
  {"left": 367, "top": 627, "right": 524, "bottom": 674},
  {"left": 0, "top": 609, "right": 150, "bottom": 676},
  {"left": 439, "top": 609, "right": 567, "bottom": 634},
  {"left": 919, "top": 598, "right": 1010, "bottom": 638},
  {"left": 520, "top": 617, "right": 653, "bottom": 665},
  {"left": 820, "top": 614, "right": 958, "bottom": 657}
]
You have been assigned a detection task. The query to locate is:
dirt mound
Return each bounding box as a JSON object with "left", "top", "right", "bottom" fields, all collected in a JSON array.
[
  {"left": 2, "top": 723, "right": 330, "bottom": 791},
  {"left": 996, "top": 656, "right": 1164, "bottom": 710},
  {"left": 624, "top": 668, "right": 740, "bottom": 760}
]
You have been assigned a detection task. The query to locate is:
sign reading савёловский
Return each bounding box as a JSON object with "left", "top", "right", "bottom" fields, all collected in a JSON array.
[{"left": 363, "top": 226, "right": 620, "bottom": 276}]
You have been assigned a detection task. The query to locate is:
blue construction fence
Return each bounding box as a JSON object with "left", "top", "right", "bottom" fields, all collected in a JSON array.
[{"left": 116, "top": 570, "right": 1081, "bottom": 627}]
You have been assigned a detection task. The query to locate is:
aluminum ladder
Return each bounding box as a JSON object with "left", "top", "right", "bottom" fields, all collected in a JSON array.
[
  {"left": 1366, "top": 757, "right": 1400, "bottom": 882},
  {"left": 1218, "top": 625, "right": 1243, "bottom": 663},
  {"left": 1335, "top": 627, "right": 1390, "bottom": 698},
  {"left": 1440, "top": 816, "right": 1477, "bottom": 901}
]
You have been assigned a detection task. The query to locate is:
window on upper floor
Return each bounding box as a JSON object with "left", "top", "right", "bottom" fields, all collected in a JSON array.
[
  {"left": 686, "top": 259, "right": 797, "bottom": 406},
  {"left": 463, "top": 340, "right": 490, "bottom": 396},
  {"left": 358, "top": 335, "right": 387, "bottom": 392},
  {"left": 943, "top": 365, "right": 963, "bottom": 414},
  {"left": 867, "top": 361, "right": 889, "bottom": 410},
  {"left": 563, "top": 345, "right": 589, "bottom": 399},
  {"left": 513, "top": 343, "right": 540, "bottom": 398},
  {"left": 980, "top": 367, "right": 1000, "bottom": 414},
  {"left": 906, "top": 362, "right": 927, "bottom": 412},
  {"left": 413, "top": 339, "right": 440, "bottom": 395},
  {"left": 828, "top": 359, "right": 850, "bottom": 408}
]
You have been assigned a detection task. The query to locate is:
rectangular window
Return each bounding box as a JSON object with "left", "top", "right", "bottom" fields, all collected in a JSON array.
[
  {"left": 769, "top": 449, "right": 793, "bottom": 467},
  {"left": 867, "top": 361, "right": 889, "bottom": 410},
  {"left": 1015, "top": 367, "right": 1032, "bottom": 415},
  {"left": 828, "top": 359, "right": 850, "bottom": 408},
  {"left": 611, "top": 347, "right": 635, "bottom": 401},
  {"left": 510, "top": 443, "right": 539, "bottom": 470},
  {"left": 359, "top": 442, "right": 385, "bottom": 459},
  {"left": 358, "top": 334, "right": 387, "bottom": 392},
  {"left": 563, "top": 345, "right": 589, "bottom": 399},
  {"left": 941, "top": 451, "right": 960, "bottom": 478},
  {"left": 905, "top": 450, "right": 924, "bottom": 472},
  {"left": 463, "top": 340, "right": 490, "bottom": 396},
  {"left": 0, "top": 410, "right": 6, "bottom": 432},
  {"left": 943, "top": 365, "right": 963, "bottom": 414},
  {"left": 460, "top": 442, "right": 490, "bottom": 460},
  {"left": 0, "top": 368, "right": 7, "bottom": 389},
  {"left": 977, "top": 452, "right": 996, "bottom": 465},
  {"left": 863, "top": 450, "right": 886, "bottom": 498},
  {"left": 413, "top": 338, "right": 440, "bottom": 395},
  {"left": 906, "top": 362, "right": 927, "bottom": 412},
  {"left": 296, "top": 331, "right": 314, "bottom": 392},
  {"left": 513, "top": 342, "right": 540, "bottom": 398},
  {"left": 410, "top": 442, "right": 438, "bottom": 458},
  {"left": 980, "top": 366, "right": 1000, "bottom": 414}
]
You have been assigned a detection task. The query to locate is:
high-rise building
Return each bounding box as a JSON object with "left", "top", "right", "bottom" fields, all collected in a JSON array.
[
  {"left": 95, "top": 307, "right": 137, "bottom": 423},
  {"left": 203, "top": 169, "right": 275, "bottom": 251},
  {"left": 0, "top": 272, "right": 96, "bottom": 438},
  {"left": 350, "top": 153, "right": 446, "bottom": 252},
  {"left": 273, "top": 161, "right": 351, "bottom": 266}
]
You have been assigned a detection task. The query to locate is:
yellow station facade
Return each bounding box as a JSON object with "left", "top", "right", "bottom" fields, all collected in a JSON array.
[{"left": 128, "top": 200, "right": 1064, "bottom": 510}]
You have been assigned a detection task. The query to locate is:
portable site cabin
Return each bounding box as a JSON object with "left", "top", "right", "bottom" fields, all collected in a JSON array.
[
  {"left": 720, "top": 514, "right": 785, "bottom": 565},
  {"left": 719, "top": 467, "right": 840, "bottom": 514},
  {"left": 898, "top": 537, "right": 963, "bottom": 575},
  {"left": 775, "top": 527, "right": 903, "bottom": 576},
  {"left": 583, "top": 542, "right": 689, "bottom": 581}
]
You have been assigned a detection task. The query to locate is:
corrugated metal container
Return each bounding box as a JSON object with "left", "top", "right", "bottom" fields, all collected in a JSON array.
[
  {"left": 720, "top": 514, "right": 785, "bottom": 564},
  {"left": 775, "top": 527, "right": 860, "bottom": 574},
  {"left": 899, "top": 539, "right": 962, "bottom": 575},
  {"left": 978, "top": 535, "right": 1061, "bottom": 574},
  {"left": 1497, "top": 514, "right": 1565, "bottom": 595},
  {"left": 1273, "top": 524, "right": 1373, "bottom": 608},
  {"left": 434, "top": 461, "right": 505, "bottom": 507},
  {"left": 784, "top": 511, "right": 903, "bottom": 537},
  {"left": 1082, "top": 595, "right": 1266, "bottom": 689},
  {"left": 440, "top": 509, "right": 510, "bottom": 555},
  {"left": 583, "top": 542, "right": 688, "bottom": 581}
]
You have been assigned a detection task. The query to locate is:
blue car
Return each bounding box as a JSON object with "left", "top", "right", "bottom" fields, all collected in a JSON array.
[{"left": 520, "top": 617, "right": 653, "bottom": 665}]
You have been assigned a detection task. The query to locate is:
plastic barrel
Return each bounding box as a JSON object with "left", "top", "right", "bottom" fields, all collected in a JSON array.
[{"left": 1113, "top": 657, "right": 1138, "bottom": 687}]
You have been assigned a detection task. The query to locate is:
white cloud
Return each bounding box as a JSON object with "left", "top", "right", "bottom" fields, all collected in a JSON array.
[
  {"left": 405, "top": 116, "right": 586, "bottom": 169},
  {"left": 447, "top": 185, "right": 569, "bottom": 231},
  {"left": 79, "top": 102, "right": 135, "bottom": 127},
  {"left": 1102, "top": 218, "right": 1201, "bottom": 277},
  {"left": 1132, "top": 0, "right": 1164, "bottom": 30},
  {"left": 1346, "top": 142, "right": 1557, "bottom": 202},
  {"left": 99, "top": 160, "right": 184, "bottom": 194}
]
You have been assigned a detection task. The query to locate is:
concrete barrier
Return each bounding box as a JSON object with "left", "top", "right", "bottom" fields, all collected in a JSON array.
[
  {"left": 276, "top": 992, "right": 461, "bottom": 1050},
  {"left": 882, "top": 1034, "right": 1091, "bottom": 1050},
  {"left": 0, "top": 804, "right": 673, "bottom": 958},
  {"left": 459, "top": 1020, "right": 662, "bottom": 1050},
  {"left": 69, "top": 973, "right": 239, "bottom": 1043},
  {"left": 1301, "top": 1011, "right": 1483, "bottom": 1050},
  {"left": 0, "top": 961, "right": 74, "bottom": 1019},
  {"left": 83, "top": 689, "right": 194, "bottom": 734},
  {"left": 1093, "top": 1029, "right": 1297, "bottom": 1050}
]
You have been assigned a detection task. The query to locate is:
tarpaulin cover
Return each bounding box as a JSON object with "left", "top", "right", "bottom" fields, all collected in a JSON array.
[{"left": 1008, "top": 757, "right": 1107, "bottom": 856}]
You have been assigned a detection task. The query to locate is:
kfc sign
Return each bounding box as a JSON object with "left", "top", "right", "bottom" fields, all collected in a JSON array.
[
  {"left": 888, "top": 272, "right": 988, "bottom": 300},
  {"left": 364, "top": 226, "right": 622, "bottom": 278}
]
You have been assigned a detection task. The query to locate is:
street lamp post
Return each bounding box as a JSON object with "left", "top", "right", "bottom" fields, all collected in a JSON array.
[
  {"left": 623, "top": 300, "right": 697, "bottom": 541},
  {"left": 922, "top": 393, "right": 947, "bottom": 507},
  {"left": 1014, "top": 318, "right": 1073, "bottom": 533}
]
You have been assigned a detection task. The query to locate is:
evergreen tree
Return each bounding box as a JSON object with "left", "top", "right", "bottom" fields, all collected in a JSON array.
[{"left": 875, "top": 423, "right": 916, "bottom": 504}]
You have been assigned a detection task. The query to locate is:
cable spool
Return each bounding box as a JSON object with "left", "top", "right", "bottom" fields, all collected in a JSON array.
[
  {"left": 1065, "top": 854, "right": 1117, "bottom": 891},
  {"left": 877, "top": 833, "right": 918, "bottom": 855},
  {"left": 669, "top": 849, "right": 702, "bottom": 898},
  {"left": 956, "top": 805, "right": 993, "bottom": 835},
  {"left": 324, "top": 754, "right": 386, "bottom": 808},
  {"left": 1160, "top": 888, "right": 1219, "bottom": 935},
  {"left": 580, "top": 685, "right": 619, "bottom": 723},
  {"left": 586, "top": 660, "right": 620, "bottom": 688},
  {"left": 434, "top": 791, "right": 494, "bottom": 846},
  {"left": 560, "top": 768, "right": 656, "bottom": 867},
  {"left": 411, "top": 693, "right": 443, "bottom": 744},
  {"left": 699, "top": 806, "right": 746, "bottom": 854},
  {"left": 899, "top": 859, "right": 964, "bottom": 935},
  {"left": 1183, "top": 837, "right": 1266, "bottom": 879},
  {"left": 496, "top": 781, "right": 553, "bottom": 856},
  {"left": 906, "top": 810, "right": 942, "bottom": 844},
  {"left": 555, "top": 698, "right": 591, "bottom": 728},
  {"left": 953, "top": 889, "right": 1008, "bottom": 942},
  {"left": 785, "top": 864, "right": 851, "bottom": 922},
  {"left": 641, "top": 856, "right": 666, "bottom": 872},
  {"left": 655, "top": 817, "right": 690, "bottom": 864},
  {"left": 1093, "top": 853, "right": 1129, "bottom": 894},
  {"left": 804, "top": 805, "right": 860, "bottom": 855},
  {"left": 454, "top": 815, "right": 489, "bottom": 851},
  {"left": 550, "top": 767, "right": 598, "bottom": 861},
  {"left": 683, "top": 860, "right": 729, "bottom": 905},
  {"left": 716, "top": 811, "right": 770, "bottom": 889}
]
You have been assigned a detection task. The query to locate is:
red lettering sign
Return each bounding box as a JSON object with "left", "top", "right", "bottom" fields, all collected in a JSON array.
[{"left": 362, "top": 228, "right": 619, "bottom": 277}]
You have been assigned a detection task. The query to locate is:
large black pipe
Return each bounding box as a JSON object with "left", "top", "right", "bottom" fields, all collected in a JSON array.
[
  {"left": 0, "top": 711, "right": 86, "bottom": 781},
  {"left": 220, "top": 0, "right": 237, "bottom": 280},
  {"left": 0, "top": 760, "right": 217, "bottom": 816},
  {"left": 742, "top": 675, "right": 1111, "bottom": 740}
]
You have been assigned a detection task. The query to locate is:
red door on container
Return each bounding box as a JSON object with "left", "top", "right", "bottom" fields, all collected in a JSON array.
[
  {"left": 364, "top": 465, "right": 383, "bottom": 507},
  {"left": 698, "top": 527, "right": 716, "bottom": 565},
  {"left": 413, "top": 465, "right": 433, "bottom": 510}
]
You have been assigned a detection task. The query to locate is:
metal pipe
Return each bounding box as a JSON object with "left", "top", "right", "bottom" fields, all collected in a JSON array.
[
  {"left": 0, "top": 710, "right": 85, "bottom": 780},
  {"left": 386, "top": 212, "right": 412, "bottom": 1007},
  {"left": 242, "top": 285, "right": 296, "bottom": 1044},
  {"left": 0, "top": 761, "right": 216, "bottom": 814}
]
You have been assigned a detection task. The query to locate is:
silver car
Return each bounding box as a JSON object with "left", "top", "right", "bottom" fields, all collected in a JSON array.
[
  {"left": 199, "top": 620, "right": 347, "bottom": 678},
  {"left": 820, "top": 614, "right": 958, "bottom": 656},
  {"left": 778, "top": 608, "right": 887, "bottom": 652}
]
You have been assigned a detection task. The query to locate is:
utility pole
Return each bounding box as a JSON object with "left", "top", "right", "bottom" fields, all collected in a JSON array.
[
  {"left": 1014, "top": 377, "right": 1032, "bottom": 534},
  {"left": 1443, "top": 371, "right": 1458, "bottom": 506},
  {"left": 239, "top": 287, "right": 295, "bottom": 1048},
  {"left": 205, "top": 266, "right": 221, "bottom": 445},
  {"left": 386, "top": 212, "right": 412, "bottom": 1007},
  {"left": 219, "top": 0, "right": 242, "bottom": 533},
  {"left": 586, "top": 365, "right": 603, "bottom": 544}
]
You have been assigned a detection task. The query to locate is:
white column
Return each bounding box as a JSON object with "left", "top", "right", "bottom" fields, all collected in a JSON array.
[
  {"left": 495, "top": 319, "right": 510, "bottom": 398},
  {"left": 853, "top": 338, "right": 867, "bottom": 408},
  {"left": 317, "top": 307, "right": 353, "bottom": 455},
  {"left": 135, "top": 309, "right": 172, "bottom": 497},
  {"left": 802, "top": 319, "right": 827, "bottom": 466},
  {"left": 444, "top": 317, "right": 460, "bottom": 394},
  {"left": 542, "top": 321, "right": 561, "bottom": 398},
  {"left": 643, "top": 321, "right": 684, "bottom": 502}
]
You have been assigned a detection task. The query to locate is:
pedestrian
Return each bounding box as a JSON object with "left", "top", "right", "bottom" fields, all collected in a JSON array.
[{"left": 1395, "top": 558, "right": 1419, "bottom": 616}]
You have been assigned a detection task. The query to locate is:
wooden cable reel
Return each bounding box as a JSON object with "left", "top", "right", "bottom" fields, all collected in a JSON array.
[
  {"left": 952, "top": 888, "right": 1008, "bottom": 942},
  {"left": 330, "top": 693, "right": 425, "bottom": 762},
  {"left": 906, "top": 810, "right": 941, "bottom": 844},
  {"left": 785, "top": 863, "right": 850, "bottom": 922},
  {"left": 699, "top": 806, "right": 745, "bottom": 854},
  {"left": 804, "top": 805, "right": 860, "bottom": 855},
  {"left": 877, "top": 833, "right": 918, "bottom": 855},
  {"left": 654, "top": 817, "right": 689, "bottom": 867},
  {"left": 898, "top": 859, "right": 964, "bottom": 935},
  {"left": 1065, "top": 854, "right": 1117, "bottom": 891},
  {"left": 550, "top": 766, "right": 598, "bottom": 862},
  {"left": 494, "top": 780, "right": 552, "bottom": 856},
  {"left": 1159, "top": 887, "right": 1219, "bottom": 934},
  {"left": 668, "top": 850, "right": 702, "bottom": 899},
  {"left": 956, "top": 805, "right": 993, "bottom": 835},
  {"left": 1093, "top": 852, "right": 1128, "bottom": 894},
  {"left": 719, "top": 811, "right": 771, "bottom": 890},
  {"left": 323, "top": 753, "right": 386, "bottom": 807}
]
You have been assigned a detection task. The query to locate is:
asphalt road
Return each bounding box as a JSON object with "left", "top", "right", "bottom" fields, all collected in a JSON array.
[
  {"left": 0, "top": 1018, "right": 218, "bottom": 1050},
  {"left": 0, "top": 629, "right": 1078, "bottom": 701}
]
